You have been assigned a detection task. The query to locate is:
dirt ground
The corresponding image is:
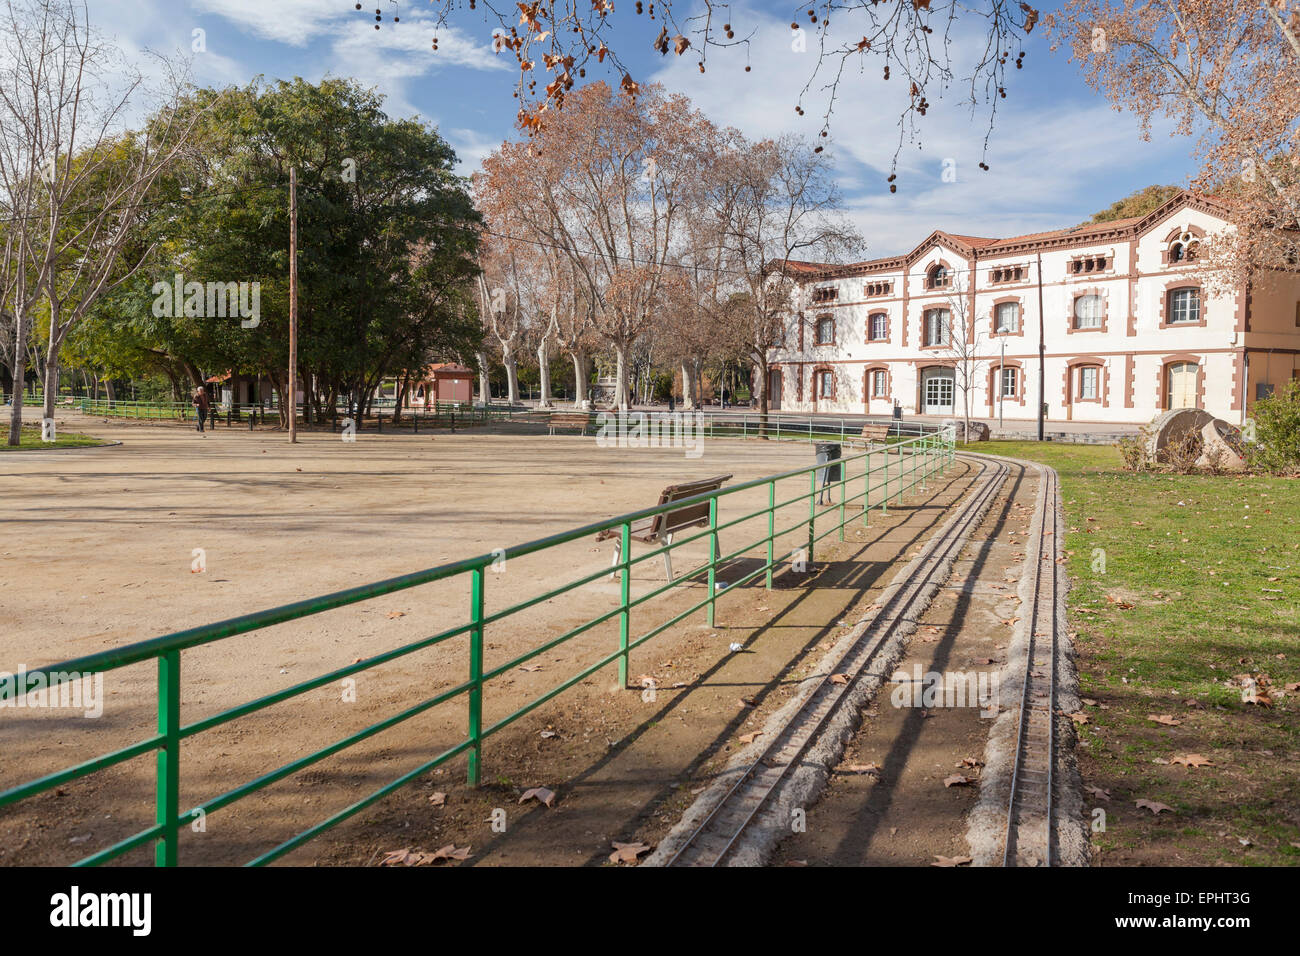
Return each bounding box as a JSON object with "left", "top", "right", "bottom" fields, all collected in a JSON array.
[{"left": 0, "top": 411, "right": 968, "bottom": 866}]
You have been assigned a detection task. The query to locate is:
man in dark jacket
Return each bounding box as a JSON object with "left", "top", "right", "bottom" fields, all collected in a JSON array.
[{"left": 193, "top": 387, "right": 210, "bottom": 435}]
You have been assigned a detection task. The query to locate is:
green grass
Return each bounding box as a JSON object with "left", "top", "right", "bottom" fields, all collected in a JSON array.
[
  {"left": 963, "top": 440, "right": 1300, "bottom": 865},
  {"left": 0, "top": 428, "right": 106, "bottom": 451}
]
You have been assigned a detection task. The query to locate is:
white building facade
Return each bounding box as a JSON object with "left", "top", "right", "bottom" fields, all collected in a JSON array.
[{"left": 766, "top": 192, "right": 1300, "bottom": 427}]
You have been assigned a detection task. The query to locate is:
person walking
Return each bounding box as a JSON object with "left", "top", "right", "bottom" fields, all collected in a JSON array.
[{"left": 192, "top": 386, "right": 210, "bottom": 436}]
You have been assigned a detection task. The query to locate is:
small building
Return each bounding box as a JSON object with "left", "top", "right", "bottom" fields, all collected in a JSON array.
[{"left": 407, "top": 363, "right": 472, "bottom": 407}]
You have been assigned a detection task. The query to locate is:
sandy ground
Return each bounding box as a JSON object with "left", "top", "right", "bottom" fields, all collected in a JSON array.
[{"left": 1, "top": 411, "right": 959, "bottom": 865}]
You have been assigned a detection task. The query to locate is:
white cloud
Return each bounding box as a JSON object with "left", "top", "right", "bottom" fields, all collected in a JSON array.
[
  {"left": 192, "top": 0, "right": 348, "bottom": 46},
  {"left": 651, "top": 5, "right": 1196, "bottom": 257}
]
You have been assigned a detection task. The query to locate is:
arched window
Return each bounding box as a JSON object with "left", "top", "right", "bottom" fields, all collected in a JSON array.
[
  {"left": 1073, "top": 294, "right": 1104, "bottom": 330},
  {"left": 868, "top": 313, "right": 888, "bottom": 341},
  {"left": 927, "top": 264, "right": 951, "bottom": 289},
  {"left": 924, "top": 308, "right": 950, "bottom": 346},
  {"left": 1170, "top": 232, "right": 1200, "bottom": 263},
  {"left": 994, "top": 301, "right": 1020, "bottom": 333}
]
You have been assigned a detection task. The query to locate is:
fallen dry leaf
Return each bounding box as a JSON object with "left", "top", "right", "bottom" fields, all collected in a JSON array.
[
  {"left": 428, "top": 791, "right": 446, "bottom": 806},
  {"left": 1147, "top": 714, "right": 1183, "bottom": 726},
  {"left": 932, "top": 855, "right": 972, "bottom": 867},
  {"left": 943, "top": 774, "right": 973, "bottom": 788},
  {"left": 519, "top": 786, "right": 556, "bottom": 807},
  {"left": 1136, "top": 799, "right": 1174, "bottom": 815},
  {"left": 830, "top": 673, "right": 850, "bottom": 685},
  {"left": 1171, "top": 753, "right": 1212, "bottom": 768},
  {"left": 843, "top": 763, "right": 880, "bottom": 775},
  {"left": 738, "top": 731, "right": 763, "bottom": 745},
  {"left": 387, "top": 611, "right": 405, "bottom": 619},
  {"left": 609, "top": 841, "right": 652, "bottom": 864},
  {"left": 1085, "top": 785, "right": 1111, "bottom": 801}
]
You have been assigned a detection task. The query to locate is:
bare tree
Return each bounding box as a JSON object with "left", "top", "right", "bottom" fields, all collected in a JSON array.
[
  {"left": 0, "top": 0, "right": 200, "bottom": 444},
  {"left": 1049, "top": 0, "right": 1300, "bottom": 283},
  {"left": 936, "top": 279, "right": 991, "bottom": 436},
  {"left": 724, "top": 134, "right": 863, "bottom": 435}
]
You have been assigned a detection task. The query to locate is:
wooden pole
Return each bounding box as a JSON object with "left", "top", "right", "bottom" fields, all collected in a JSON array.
[{"left": 289, "top": 166, "right": 298, "bottom": 443}]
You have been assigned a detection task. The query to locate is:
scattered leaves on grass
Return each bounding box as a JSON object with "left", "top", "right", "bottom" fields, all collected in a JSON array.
[
  {"left": 519, "top": 786, "right": 556, "bottom": 807},
  {"left": 1066, "top": 711, "right": 1090, "bottom": 725}
]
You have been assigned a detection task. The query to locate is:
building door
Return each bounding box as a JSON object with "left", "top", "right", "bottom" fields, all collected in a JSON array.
[
  {"left": 768, "top": 369, "right": 782, "bottom": 411},
  {"left": 921, "top": 368, "right": 955, "bottom": 415},
  {"left": 1165, "top": 362, "right": 1199, "bottom": 409}
]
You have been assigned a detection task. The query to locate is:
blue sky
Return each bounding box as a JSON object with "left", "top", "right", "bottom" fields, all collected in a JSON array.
[{"left": 89, "top": 0, "right": 1198, "bottom": 258}]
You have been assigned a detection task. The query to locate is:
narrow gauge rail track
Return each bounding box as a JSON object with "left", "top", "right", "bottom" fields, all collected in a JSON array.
[
  {"left": 1002, "top": 463, "right": 1063, "bottom": 867},
  {"left": 664, "top": 455, "right": 1011, "bottom": 868}
]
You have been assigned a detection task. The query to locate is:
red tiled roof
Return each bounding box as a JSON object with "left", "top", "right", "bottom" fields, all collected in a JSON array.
[{"left": 771, "top": 190, "right": 1234, "bottom": 281}]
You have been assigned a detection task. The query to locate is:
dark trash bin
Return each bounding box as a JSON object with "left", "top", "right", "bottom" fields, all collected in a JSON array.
[{"left": 815, "top": 441, "right": 842, "bottom": 504}]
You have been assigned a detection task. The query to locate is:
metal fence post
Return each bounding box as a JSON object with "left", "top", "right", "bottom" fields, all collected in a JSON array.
[
  {"left": 882, "top": 445, "right": 890, "bottom": 515},
  {"left": 706, "top": 498, "right": 719, "bottom": 627},
  {"left": 766, "top": 480, "right": 775, "bottom": 589},
  {"left": 807, "top": 468, "right": 816, "bottom": 564},
  {"left": 468, "top": 568, "right": 484, "bottom": 786},
  {"left": 156, "top": 650, "right": 180, "bottom": 866},
  {"left": 863, "top": 449, "right": 871, "bottom": 526},
  {"left": 618, "top": 521, "right": 631, "bottom": 687},
  {"left": 838, "top": 459, "right": 846, "bottom": 541},
  {"left": 921, "top": 435, "right": 929, "bottom": 492}
]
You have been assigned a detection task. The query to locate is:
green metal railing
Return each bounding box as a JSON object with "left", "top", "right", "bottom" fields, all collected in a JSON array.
[{"left": 0, "top": 426, "right": 956, "bottom": 866}]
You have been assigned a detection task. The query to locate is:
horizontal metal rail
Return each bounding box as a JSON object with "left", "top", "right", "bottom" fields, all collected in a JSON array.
[{"left": 0, "top": 426, "right": 956, "bottom": 866}]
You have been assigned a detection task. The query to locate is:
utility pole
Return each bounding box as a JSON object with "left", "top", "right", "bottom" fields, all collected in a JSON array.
[
  {"left": 1036, "top": 251, "right": 1045, "bottom": 441},
  {"left": 289, "top": 166, "right": 298, "bottom": 444}
]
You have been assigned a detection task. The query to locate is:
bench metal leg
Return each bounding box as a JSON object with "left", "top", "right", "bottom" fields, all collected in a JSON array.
[
  {"left": 661, "top": 532, "right": 673, "bottom": 582},
  {"left": 608, "top": 539, "right": 622, "bottom": 581}
]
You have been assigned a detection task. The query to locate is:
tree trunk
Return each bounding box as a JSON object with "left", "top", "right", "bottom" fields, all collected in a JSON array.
[
  {"left": 753, "top": 353, "right": 770, "bottom": 438},
  {"left": 475, "top": 351, "right": 491, "bottom": 405},
  {"left": 570, "top": 350, "right": 589, "bottom": 406},
  {"left": 394, "top": 370, "right": 409, "bottom": 425},
  {"left": 7, "top": 304, "right": 29, "bottom": 445},
  {"left": 537, "top": 340, "right": 553, "bottom": 408},
  {"left": 613, "top": 345, "right": 630, "bottom": 411},
  {"left": 503, "top": 352, "right": 520, "bottom": 405}
]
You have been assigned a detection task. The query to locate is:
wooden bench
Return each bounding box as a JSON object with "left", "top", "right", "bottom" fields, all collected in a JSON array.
[
  {"left": 860, "top": 422, "right": 893, "bottom": 443},
  {"left": 596, "top": 474, "right": 733, "bottom": 581},
  {"left": 548, "top": 411, "right": 594, "bottom": 435}
]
